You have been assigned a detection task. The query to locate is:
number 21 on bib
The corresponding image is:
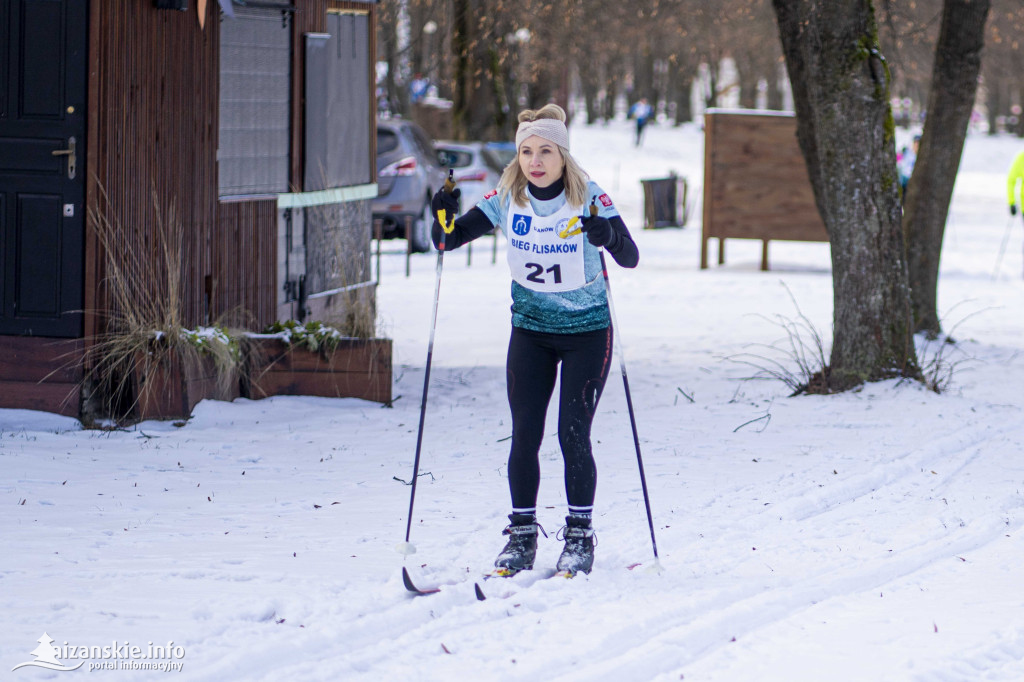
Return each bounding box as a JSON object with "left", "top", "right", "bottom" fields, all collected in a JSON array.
[{"left": 505, "top": 205, "right": 586, "bottom": 293}]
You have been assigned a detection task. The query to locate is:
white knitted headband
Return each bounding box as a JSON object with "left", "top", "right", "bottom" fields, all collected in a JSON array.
[{"left": 515, "top": 119, "right": 569, "bottom": 151}]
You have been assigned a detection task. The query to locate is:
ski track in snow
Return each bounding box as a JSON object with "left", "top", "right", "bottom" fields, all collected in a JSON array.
[{"left": 3, "top": 120, "right": 1024, "bottom": 680}]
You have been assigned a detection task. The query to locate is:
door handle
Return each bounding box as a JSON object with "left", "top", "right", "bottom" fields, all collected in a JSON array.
[{"left": 51, "top": 136, "right": 76, "bottom": 179}]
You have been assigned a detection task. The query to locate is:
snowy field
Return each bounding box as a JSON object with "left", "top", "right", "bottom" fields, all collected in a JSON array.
[{"left": 3, "top": 118, "right": 1024, "bottom": 681}]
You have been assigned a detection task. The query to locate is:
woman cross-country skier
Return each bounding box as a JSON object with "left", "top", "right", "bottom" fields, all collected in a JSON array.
[{"left": 429, "top": 103, "right": 639, "bottom": 575}]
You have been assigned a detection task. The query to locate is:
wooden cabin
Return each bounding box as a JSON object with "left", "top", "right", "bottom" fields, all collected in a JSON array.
[{"left": 0, "top": 0, "right": 387, "bottom": 420}]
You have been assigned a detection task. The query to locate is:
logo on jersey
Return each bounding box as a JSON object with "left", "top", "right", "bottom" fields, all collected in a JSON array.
[
  {"left": 598, "top": 193, "right": 613, "bottom": 207},
  {"left": 511, "top": 214, "right": 532, "bottom": 236},
  {"left": 483, "top": 189, "right": 498, "bottom": 200}
]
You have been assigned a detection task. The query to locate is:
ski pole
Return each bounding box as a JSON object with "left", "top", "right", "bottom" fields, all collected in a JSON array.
[
  {"left": 588, "top": 199, "right": 660, "bottom": 565},
  {"left": 993, "top": 214, "right": 1014, "bottom": 279},
  {"left": 398, "top": 171, "right": 456, "bottom": 556}
]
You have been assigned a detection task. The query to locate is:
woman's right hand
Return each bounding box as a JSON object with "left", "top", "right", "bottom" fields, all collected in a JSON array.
[
  {"left": 430, "top": 187, "right": 461, "bottom": 248},
  {"left": 431, "top": 187, "right": 461, "bottom": 224}
]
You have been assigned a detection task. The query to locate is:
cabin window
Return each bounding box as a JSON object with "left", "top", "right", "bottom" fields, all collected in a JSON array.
[
  {"left": 303, "top": 10, "right": 372, "bottom": 190},
  {"left": 218, "top": 6, "right": 292, "bottom": 198}
]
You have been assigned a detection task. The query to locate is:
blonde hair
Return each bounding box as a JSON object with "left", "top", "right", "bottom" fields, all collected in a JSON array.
[{"left": 499, "top": 103, "right": 588, "bottom": 208}]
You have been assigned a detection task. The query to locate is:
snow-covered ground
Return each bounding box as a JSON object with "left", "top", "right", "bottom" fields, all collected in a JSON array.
[{"left": 3, "top": 119, "right": 1024, "bottom": 681}]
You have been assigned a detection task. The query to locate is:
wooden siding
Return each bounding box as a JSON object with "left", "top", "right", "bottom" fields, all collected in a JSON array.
[
  {"left": 213, "top": 199, "right": 278, "bottom": 323},
  {"left": 85, "top": 1, "right": 375, "bottom": 337},
  {"left": 85, "top": 1, "right": 278, "bottom": 337},
  {"left": 701, "top": 111, "right": 828, "bottom": 270}
]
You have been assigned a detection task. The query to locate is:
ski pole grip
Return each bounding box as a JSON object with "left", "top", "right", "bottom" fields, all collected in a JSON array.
[
  {"left": 589, "top": 196, "right": 598, "bottom": 218},
  {"left": 443, "top": 169, "right": 456, "bottom": 194}
]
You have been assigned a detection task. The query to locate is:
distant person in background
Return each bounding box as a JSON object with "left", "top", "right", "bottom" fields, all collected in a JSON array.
[
  {"left": 898, "top": 134, "right": 920, "bottom": 196},
  {"left": 630, "top": 98, "right": 653, "bottom": 147},
  {"left": 410, "top": 73, "right": 429, "bottom": 103},
  {"left": 1007, "top": 149, "right": 1024, "bottom": 219}
]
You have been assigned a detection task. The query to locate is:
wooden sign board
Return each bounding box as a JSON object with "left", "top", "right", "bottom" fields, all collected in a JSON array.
[{"left": 701, "top": 110, "right": 829, "bottom": 270}]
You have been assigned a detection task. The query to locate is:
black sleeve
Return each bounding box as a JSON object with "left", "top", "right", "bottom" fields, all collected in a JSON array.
[
  {"left": 605, "top": 216, "right": 639, "bottom": 268},
  {"left": 432, "top": 207, "right": 495, "bottom": 251}
]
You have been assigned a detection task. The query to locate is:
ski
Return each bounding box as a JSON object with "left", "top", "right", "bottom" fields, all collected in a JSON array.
[
  {"left": 403, "top": 566, "right": 502, "bottom": 597},
  {"left": 473, "top": 567, "right": 529, "bottom": 599},
  {"left": 474, "top": 567, "right": 573, "bottom": 601},
  {"left": 402, "top": 566, "right": 442, "bottom": 596},
  {"left": 405, "top": 561, "right": 633, "bottom": 600},
  {"left": 402, "top": 565, "right": 527, "bottom": 598}
]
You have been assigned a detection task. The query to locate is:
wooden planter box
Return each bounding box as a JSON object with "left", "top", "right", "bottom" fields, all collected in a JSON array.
[
  {"left": 133, "top": 351, "right": 241, "bottom": 422},
  {"left": 242, "top": 336, "right": 392, "bottom": 405}
]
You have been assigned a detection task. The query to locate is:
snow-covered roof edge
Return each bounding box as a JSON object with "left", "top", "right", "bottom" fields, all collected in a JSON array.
[{"left": 705, "top": 108, "right": 795, "bottom": 118}]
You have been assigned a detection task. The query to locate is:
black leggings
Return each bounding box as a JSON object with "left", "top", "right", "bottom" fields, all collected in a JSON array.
[{"left": 505, "top": 325, "right": 613, "bottom": 512}]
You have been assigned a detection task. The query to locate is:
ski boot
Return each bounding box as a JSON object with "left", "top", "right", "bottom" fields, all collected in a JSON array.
[
  {"left": 556, "top": 515, "right": 596, "bottom": 576},
  {"left": 493, "top": 513, "right": 543, "bottom": 576}
]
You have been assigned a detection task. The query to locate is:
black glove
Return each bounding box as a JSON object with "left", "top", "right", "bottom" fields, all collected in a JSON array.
[
  {"left": 430, "top": 187, "right": 460, "bottom": 247},
  {"left": 580, "top": 213, "right": 615, "bottom": 248},
  {"left": 1012, "top": 204, "right": 1018, "bottom": 216},
  {"left": 431, "top": 187, "right": 460, "bottom": 223}
]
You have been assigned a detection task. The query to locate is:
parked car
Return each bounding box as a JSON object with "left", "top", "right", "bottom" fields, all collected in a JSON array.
[
  {"left": 434, "top": 140, "right": 509, "bottom": 212},
  {"left": 483, "top": 141, "right": 516, "bottom": 170},
  {"left": 374, "top": 118, "right": 447, "bottom": 252}
]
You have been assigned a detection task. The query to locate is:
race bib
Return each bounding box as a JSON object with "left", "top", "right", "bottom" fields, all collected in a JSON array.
[{"left": 505, "top": 201, "right": 586, "bottom": 292}]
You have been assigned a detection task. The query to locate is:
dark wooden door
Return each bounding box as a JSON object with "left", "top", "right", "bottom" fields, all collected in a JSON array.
[{"left": 0, "top": 0, "right": 87, "bottom": 337}]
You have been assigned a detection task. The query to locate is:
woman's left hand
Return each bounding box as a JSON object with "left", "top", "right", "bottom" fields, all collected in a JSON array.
[{"left": 580, "top": 214, "right": 613, "bottom": 247}]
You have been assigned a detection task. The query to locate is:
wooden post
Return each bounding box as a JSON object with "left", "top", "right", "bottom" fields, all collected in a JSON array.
[
  {"left": 404, "top": 215, "right": 412, "bottom": 277},
  {"left": 374, "top": 218, "right": 383, "bottom": 284},
  {"left": 701, "top": 113, "right": 716, "bottom": 269}
]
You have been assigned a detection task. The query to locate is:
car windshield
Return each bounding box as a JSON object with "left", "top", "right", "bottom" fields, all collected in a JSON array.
[
  {"left": 482, "top": 147, "right": 513, "bottom": 173},
  {"left": 410, "top": 127, "right": 438, "bottom": 165},
  {"left": 438, "top": 148, "right": 474, "bottom": 168}
]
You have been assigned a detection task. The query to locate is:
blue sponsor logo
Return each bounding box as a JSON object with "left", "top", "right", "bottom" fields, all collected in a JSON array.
[{"left": 511, "top": 214, "right": 532, "bottom": 236}]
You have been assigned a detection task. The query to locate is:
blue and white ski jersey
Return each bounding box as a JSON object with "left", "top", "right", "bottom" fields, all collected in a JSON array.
[{"left": 476, "top": 180, "right": 619, "bottom": 334}]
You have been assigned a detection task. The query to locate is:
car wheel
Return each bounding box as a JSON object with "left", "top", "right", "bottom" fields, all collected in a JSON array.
[{"left": 409, "top": 199, "right": 434, "bottom": 253}]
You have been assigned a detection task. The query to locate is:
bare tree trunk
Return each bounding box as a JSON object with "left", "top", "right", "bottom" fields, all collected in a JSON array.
[
  {"left": 986, "top": 77, "right": 1003, "bottom": 135},
  {"left": 903, "top": 0, "right": 990, "bottom": 337},
  {"left": 704, "top": 61, "right": 719, "bottom": 110},
  {"left": 771, "top": 0, "right": 920, "bottom": 392},
  {"left": 451, "top": 0, "right": 472, "bottom": 139},
  {"left": 734, "top": 54, "right": 760, "bottom": 109},
  {"left": 603, "top": 67, "right": 621, "bottom": 120},
  {"left": 451, "top": 0, "right": 499, "bottom": 140},
  {"left": 576, "top": 56, "right": 602, "bottom": 124},
  {"left": 634, "top": 45, "right": 655, "bottom": 102},
  {"left": 675, "top": 72, "right": 694, "bottom": 123},
  {"left": 377, "top": 0, "right": 406, "bottom": 117},
  {"left": 668, "top": 57, "right": 695, "bottom": 124},
  {"left": 766, "top": 64, "right": 785, "bottom": 110}
]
